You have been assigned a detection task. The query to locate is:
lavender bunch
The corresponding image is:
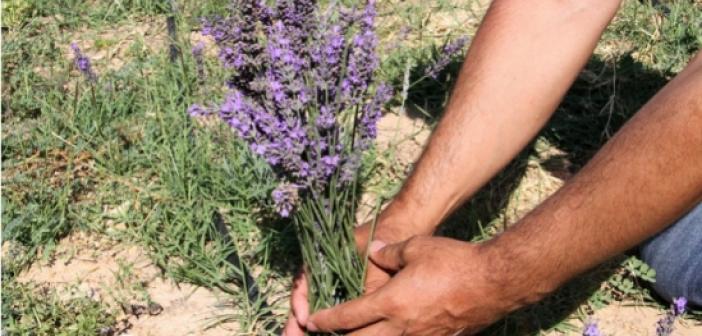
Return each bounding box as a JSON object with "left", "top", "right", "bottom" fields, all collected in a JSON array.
[
  {"left": 656, "top": 297, "right": 687, "bottom": 336},
  {"left": 192, "top": 0, "right": 391, "bottom": 316}
]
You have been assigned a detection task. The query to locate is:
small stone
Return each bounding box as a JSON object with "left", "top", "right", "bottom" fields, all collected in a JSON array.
[{"left": 147, "top": 302, "right": 164, "bottom": 316}]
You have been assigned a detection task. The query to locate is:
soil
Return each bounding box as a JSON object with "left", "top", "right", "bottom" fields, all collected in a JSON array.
[
  {"left": 16, "top": 232, "right": 239, "bottom": 336},
  {"left": 586, "top": 304, "right": 701, "bottom": 336}
]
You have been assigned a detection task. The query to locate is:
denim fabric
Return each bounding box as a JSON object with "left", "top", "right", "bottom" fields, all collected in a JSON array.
[{"left": 640, "top": 202, "right": 702, "bottom": 307}]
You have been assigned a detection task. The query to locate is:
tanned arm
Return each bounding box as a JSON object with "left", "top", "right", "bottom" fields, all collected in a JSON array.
[
  {"left": 487, "top": 52, "right": 702, "bottom": 305},
  {"left": 376, "top": 0, "right": 624, "bottom": 238}
]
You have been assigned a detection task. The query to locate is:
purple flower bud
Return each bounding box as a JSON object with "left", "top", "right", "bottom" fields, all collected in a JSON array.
[
  {"left": 341, "top": 1, "right": 379, "bottom": 104},
  {"left": 70, "top": 42, "right": 97, "bottom": 82},
  {"left": 673, "top": 297, "right": 687, "bottom": 316},
  {"left": 656, "top": 314, "right": 675, "bottom": 336},
  {"left": 188, "top": 104, "right": 211, "bottom": 117},
  {"left": 425, "top": 36, "right": 470, "bottom": 79},
  {"left": 192, "top": 42, "right": 206, "bottom": 82},
  {"left": 316, "top": 106, "right": 336, "bottom": 130},
  {"left": 656, "top": 297, "right": 687, "bottom": 336},
  {"left": 320, "top": 155, "right": 340, "bottom": 176},
  {"left": 357, "top": 83, "right": 392, "bottom": 149},
  {"left": 272, "top": 183, "right": 299, "bottom": 217},
  {"left": 582, "top": 321, "right": 602, "bottom": 336}
]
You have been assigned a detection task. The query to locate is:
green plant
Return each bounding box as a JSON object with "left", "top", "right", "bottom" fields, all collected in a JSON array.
[{"left": 2, "top": 282, "right": 117, "bottom": 336}]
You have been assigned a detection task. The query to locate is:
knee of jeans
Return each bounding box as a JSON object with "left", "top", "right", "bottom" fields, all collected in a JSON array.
[
  {"left": 640, "top": 203, "right": 702, "bottom": 306},
  {"left": 641, "top": 242, "right": 702, "bottom": 307}
]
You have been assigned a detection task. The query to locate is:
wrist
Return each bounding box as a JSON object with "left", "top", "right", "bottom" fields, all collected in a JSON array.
[
  {"left": 478, "top": 233, "right": 560, "bottom": 312},
  {"left": 355, "top": 198, "right": 435, "bottom": 250},
  {"left": 375, "top": 198, "right": 436, "bottom": 239}
]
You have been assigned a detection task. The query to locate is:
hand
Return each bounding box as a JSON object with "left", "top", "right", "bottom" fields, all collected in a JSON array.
[
  {"left": 305, "top": 236, "right": 520, "bottom": 336},
  {"left": 282, "top": 210, "right": 427, "bottom": 336}
]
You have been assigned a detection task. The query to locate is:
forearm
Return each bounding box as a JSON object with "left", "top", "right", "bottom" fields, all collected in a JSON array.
[
  {"left": 488, "top": 54, "right": 702, "bottom": 307},
  {"left": 381, "top": 0, "right": 622, "bottom": 236}
]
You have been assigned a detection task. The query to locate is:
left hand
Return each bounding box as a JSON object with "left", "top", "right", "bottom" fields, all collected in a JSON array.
[{"left": 305, "top": 236, "right": 520, "bottom": 336}]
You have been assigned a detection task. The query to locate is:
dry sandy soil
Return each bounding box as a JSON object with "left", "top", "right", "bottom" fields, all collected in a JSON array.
[{"left": 16, "top": 232, "right": 239, "bottom": 336}]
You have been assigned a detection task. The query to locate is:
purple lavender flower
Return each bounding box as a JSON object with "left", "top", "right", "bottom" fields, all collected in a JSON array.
[
  {"left": 202, "top": 0, "right": 271, "bottom": 94},
  {"left": 656, "top": 297, "right": 687, "bottom": 336},
  {"left": 311, "top": 24, "right": 346, "bottom": 93},
  {"left": 582, "top": 321, "right": 602, "bottom": 336},
  {"left": 424, "top": 36, "right": 470, "bottom": 79},
  {"left": 70, "top": 42, "right": 97, "bottom": 82},
  {"left": 275, "top": 0, "right": 316, "bottom": 51},
  {"left": 673, "top": 297, "right": 687, "bottom": 316},
  {"left": 357, "top": 83, "right": 392, "bottom": 150},
  {"left": 192, "top": 41, "right": 206, "bottom": 82},
  {"left": 272, "top": 183, "right": 299, "bottom": 217},
  {"left": 188, "top": 104, "right": 211, "bottom": 117},
  {"left": 656, "top": 313, "right": 675, "bottom": 336},
  {"left": 341, "top": 1, "right": 379, "bottom": 104}
]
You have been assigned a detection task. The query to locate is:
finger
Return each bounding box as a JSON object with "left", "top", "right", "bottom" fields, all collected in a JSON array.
[
  {"left": 369, "top": 239, "right": 413, "bottom": 272},
  {"left": 307, "top": 294, "right": 383, "bottom": 332},
  {"left": 282, "top": 312, "right": 305, "bottom": 336},
  {"left": 290, "top": 271, "right": 309, "bottom": 325},
  {"left": 354, "top": 223, "right": 372, "bottom": 253},
  {"left": 348, "top": 321, "right": 403, "bottom": 336},
  {"left": 363, "top": 262, "right": 390, "bottom": 294}
]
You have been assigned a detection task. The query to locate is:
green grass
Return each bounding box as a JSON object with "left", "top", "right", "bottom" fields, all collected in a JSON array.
[
  {"left": 2, "top": 0, "right": 700, "bottom": 334},
  {"left": 2, "top": 281, "right": 117, "bottom": 336}
]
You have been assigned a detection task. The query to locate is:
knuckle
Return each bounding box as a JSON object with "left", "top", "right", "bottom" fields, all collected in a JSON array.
[
  {"left": 403, "top": 236, "right": 426, "bottom": 258},
  {"left": 378, "top": 294, "right": 401, "bottom": 318}
]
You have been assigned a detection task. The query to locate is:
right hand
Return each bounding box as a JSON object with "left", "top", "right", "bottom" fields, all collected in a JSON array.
[{"left": 282, "top": 214, "right": 425, "bottom": 336}]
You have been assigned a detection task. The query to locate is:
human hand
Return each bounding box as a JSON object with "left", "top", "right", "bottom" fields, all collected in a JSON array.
[
  {"left": 282, "top": 212, "right": 427, "bottom": 336},
  {"left": 305, "top": 236, "right": 521, "bottom": 336}
]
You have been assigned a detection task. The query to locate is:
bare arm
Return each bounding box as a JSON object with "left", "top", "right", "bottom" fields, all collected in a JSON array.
[
  {"left": 487, "top": 52, "right": 702, "bottom": 304},
  {"left": 377, "top": 0, "right": 623, "bottom": 238}
]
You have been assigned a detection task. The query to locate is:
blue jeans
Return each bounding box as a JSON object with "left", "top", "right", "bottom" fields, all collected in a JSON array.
[{"left": 640, "top": 202, "right": 702, "bottom": 307}]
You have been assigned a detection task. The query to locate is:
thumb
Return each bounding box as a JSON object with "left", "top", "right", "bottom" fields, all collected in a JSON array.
[{"left": 368, "top": 239, "right": 411, "bottom": 272}]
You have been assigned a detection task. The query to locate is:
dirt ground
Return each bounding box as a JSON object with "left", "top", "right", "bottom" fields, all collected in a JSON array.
[
  {"left": 12, "top": 111, "right": 701, "bottom": 335},
  {"left": 16, "top": 231, "right": 239, "bottom": 336}
]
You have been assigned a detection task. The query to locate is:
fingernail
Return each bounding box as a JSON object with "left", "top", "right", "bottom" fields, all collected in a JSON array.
[
  {"left": 369, "top": 240, "right": 386, "bottom": 253},
  {"left": 306, "top": 321, "right": 318, "bottom": 332}
]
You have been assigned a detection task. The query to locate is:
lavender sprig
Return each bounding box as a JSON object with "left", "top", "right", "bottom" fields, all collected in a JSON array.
[
  {"left": 70, "top": 42, "right": 97, "bottom": 82},
  {"left": 582, "top": 321, "right": 602, "bottom": 336},
  {"left": 673, "top": 297, "right": 687, "bottom": 316},
  {"left": 341, "top": 1, "right": 379, "bottom": 105},
  {"left": 272, "top": 183, "right": 299, "bottom": 217},
  {"left": 656, "top": 297, "right": 687, "bottom": 336},
  {"left": 424, "top": 36, "right": 470, "bottom": 79},
  {"left": 192, "top": 42, "right": 206, "bottom": 83}
]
